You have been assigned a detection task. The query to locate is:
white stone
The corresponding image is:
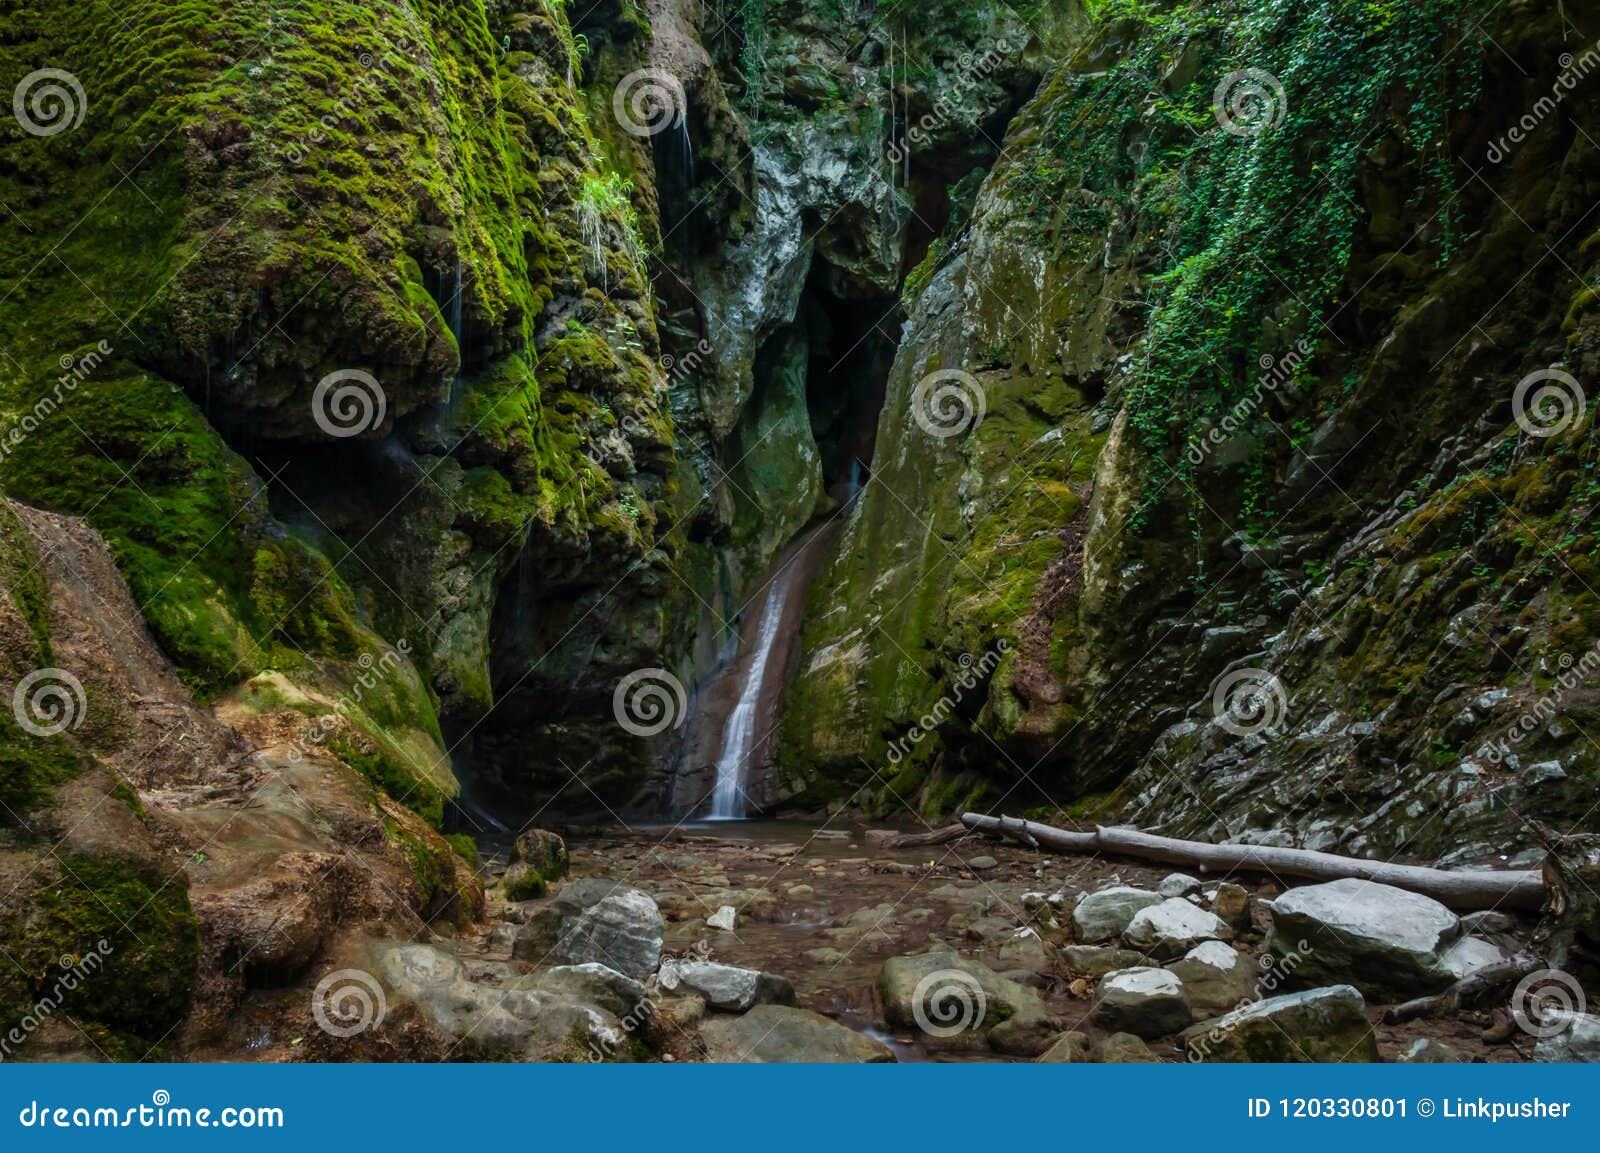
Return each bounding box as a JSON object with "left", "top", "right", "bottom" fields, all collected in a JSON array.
[
  {"left": 1071, "top": 886, "right": 1164, "bottom": 944},
  {"left": 707, "top": 905, "right": 738, "bottom": 931},
  {"left": 1159, "top": 873, "right": 1203, "bottom": 898},
  {"left": 1124, "top": 897, "right": 1232, "bottom": 958}
]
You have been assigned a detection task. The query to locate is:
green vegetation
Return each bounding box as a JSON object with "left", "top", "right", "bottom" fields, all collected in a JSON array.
[
  {"left": 0, "top": 855, "right": 198, "bottom": 1059},
  {"left": 1032, "top": 0, "right": 1486, "bottom": 522}
]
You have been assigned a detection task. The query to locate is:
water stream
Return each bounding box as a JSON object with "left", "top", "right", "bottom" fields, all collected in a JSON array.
[{"left": 708, "top": 560, "right": 800, "bottom": 820}]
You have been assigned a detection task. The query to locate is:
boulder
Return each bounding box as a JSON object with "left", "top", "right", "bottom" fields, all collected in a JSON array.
[
  {"left": 700, "top": 1005, "right": 895, "bottom": 1063},
  {"left": 1182, "top": 985, "right": 1378, "bottom": 1063},
  {"left": 1208, "top": 883, "right": 1253, "bottom": 932},
  {"left": 988, "top": 1014, "right": 1065, "bottom": 1057},
  {"left": 1094, "top": 1032, "right": 1160, "bottom": 1062},
  {"left": 1071, "top": 886, "right": 1164, "bottom": 944},
  {"left": 535, "top": 963, "right": 648, "bottom": 1017},
  {"left": 1062, "top": 945, "right": 1148, "bottom": 977},
  {"left": 1092, "top": 967, "right": 1193, "bottom": 1038},
  {"left": 513, "top": 828, "right": 569, "bottom": 882},
  {"left": 657, "top": 960, "right": 796, "bottom": 1012},
  {"left": 994, "top": 928, "right": 1056, "bottom": 972},
  {"left": 877, "top": 945, "right": 1045, "bottom": 1046},
  {"left": 1124, "top": 898, "right": 1232, "bottom": 959},
  {"left": 1159, "top": 873, "right": 1203, "bottom": 898},
  {"left": 375, "top": 943, "right": 629, "bottom": 1061},
  {"left": 1166, "top": 940, "right": 1257, "bottom": 1017},
  {"left": 1264, "top": 879, "right": 1460, "bottom": 997},
  {"left": 1534, "top": 1011, "right": 1600, "bottom": 1062},
  {"left": 511, "top": 878, "right": 665, "bottom": 979},
  {"left": 1037, "top": 1031, "right": 1092, "bottom": 1062},
  {"left": 1437, "top": 935, "right": 1508, "bottom": 979}
]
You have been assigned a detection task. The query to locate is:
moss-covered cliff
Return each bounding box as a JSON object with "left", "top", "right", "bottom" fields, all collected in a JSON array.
[{"left": 781, "top": 0, "right": 1600, "bottom": 863}]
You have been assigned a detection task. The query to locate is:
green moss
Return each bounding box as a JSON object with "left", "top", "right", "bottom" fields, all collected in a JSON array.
[
  {"left": 503, "top": 864, "right": 549, "bottom": 901},
  {"left": 444, "top": 832, "right": 480, "bottom": 867},
  {"left": 325, "top": 728, "right": 445, "bottom": 829},
  {"left": 0, "top": 711, "right": 88, "bottom": 823},
  {"left": 0, "top": 854, "right": 198, "bottom": 1057},
  {"left": 0, "top": 500, "right": 53, "bottom": 663}
]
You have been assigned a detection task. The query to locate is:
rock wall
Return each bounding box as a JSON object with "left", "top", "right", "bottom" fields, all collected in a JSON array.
[{"left": 781, "top": 0, "right": 1600, "bottom": 864}]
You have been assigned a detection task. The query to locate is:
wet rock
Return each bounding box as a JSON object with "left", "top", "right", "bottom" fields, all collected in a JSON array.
[
  {"left": 1159, "top": 873, "right": 1203, "bottom": 898},
  {"left": 700, "top": 1005, "right": 895, "bottom": 1063},
  {"left": 1092, "top": 967, "right": 1193, "bottom": 1038},
  {"left": 1437, "top": 935, "right": 1508, "bottom": 979},
  {"left": 877, "top": 945, "right": 1045, "bottom": 1045},
  {"left": 513, "top": 829, "right": 570, "bottom": 882},
  {"left": 511, "top": 878, "right": 665, "bottom": 979},
  {"left": 1182, "top": 985, "right": 1378, "bottom": 1063},
  {"left": 1071, "top": 886, "right": 1164, "bottom": 944},
  {"left": 1459, "top": 910, "right": 1516, "bottom": 936},
  {"left": 535, "top": 963, "right": 648, "bottom": 1017},
  {"left": 1124, "top": 898, "right": 1232, "bottom": 959},
  {"left": 804, "top": 946, "right": 845, "bottom": 965},
  {"left": 988, "top": 1014, "right": 1065, "bottom": 1057},
  {"left": 968, "top": 855, "right": 998, "bottom": 871},
  {"left": 1037, "top": 1031, "right": 1092, "bottom": 1062},
  {"left": 706, "top": 904, "right": 738, "bottom": 931},
  {"left": 1094, "top": 1032, "right": 1159, "bottom": 1062},
  {"left": 995, "top": 928, "right": 1057, "bottom": 972},
  {"left": 1062, "top": 945, "right": 1147, "bottom": 976},
  {"left": 1534, "top": 1011, "right": 1600, "bottom": 1062},
  {"left": 375, "top": 943, "right": 626, "bottom": 1061},
  {"left": 1264, "top": 879, "right": 1459, "bottom": 997},
  {"left": 1208, "top": 883, "right": 1253, "bottom": 932},
  {"left": 658, "top": 960, "right": 796, "bottom": 1012},
  {"left": 1166, "top": 940, "right": 1257, "bottom": 1017}
]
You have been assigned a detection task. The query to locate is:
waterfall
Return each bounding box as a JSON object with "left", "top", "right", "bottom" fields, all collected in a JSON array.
[{"left": 708, "top": 562, "right": 799, "bottom": 820}]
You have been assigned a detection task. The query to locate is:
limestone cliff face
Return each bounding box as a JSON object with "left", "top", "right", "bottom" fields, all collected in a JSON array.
[{"left": 782, "top": 0, "right": 1600, "bottom": 862}]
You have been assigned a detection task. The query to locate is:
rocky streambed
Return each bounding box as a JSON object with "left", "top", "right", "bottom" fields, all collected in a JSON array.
[{"left": 413, "top": 821, "right": 1566, "bottom": 1063}]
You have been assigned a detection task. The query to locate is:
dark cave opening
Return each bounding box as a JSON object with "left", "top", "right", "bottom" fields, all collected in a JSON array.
[{"left": 795, "top": 261, "right": 901, "bottom": 499}]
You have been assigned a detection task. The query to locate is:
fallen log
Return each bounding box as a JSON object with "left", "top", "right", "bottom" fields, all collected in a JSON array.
[
  {"left": 960, "top": 813, "right": 1546, "bottom": 913},
  {"left": 961, "top": 814, "right": 1096, "bottom": 854},
  {"left": 1381, "top": 954, "right": 1542, "bottom": 1024}
]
